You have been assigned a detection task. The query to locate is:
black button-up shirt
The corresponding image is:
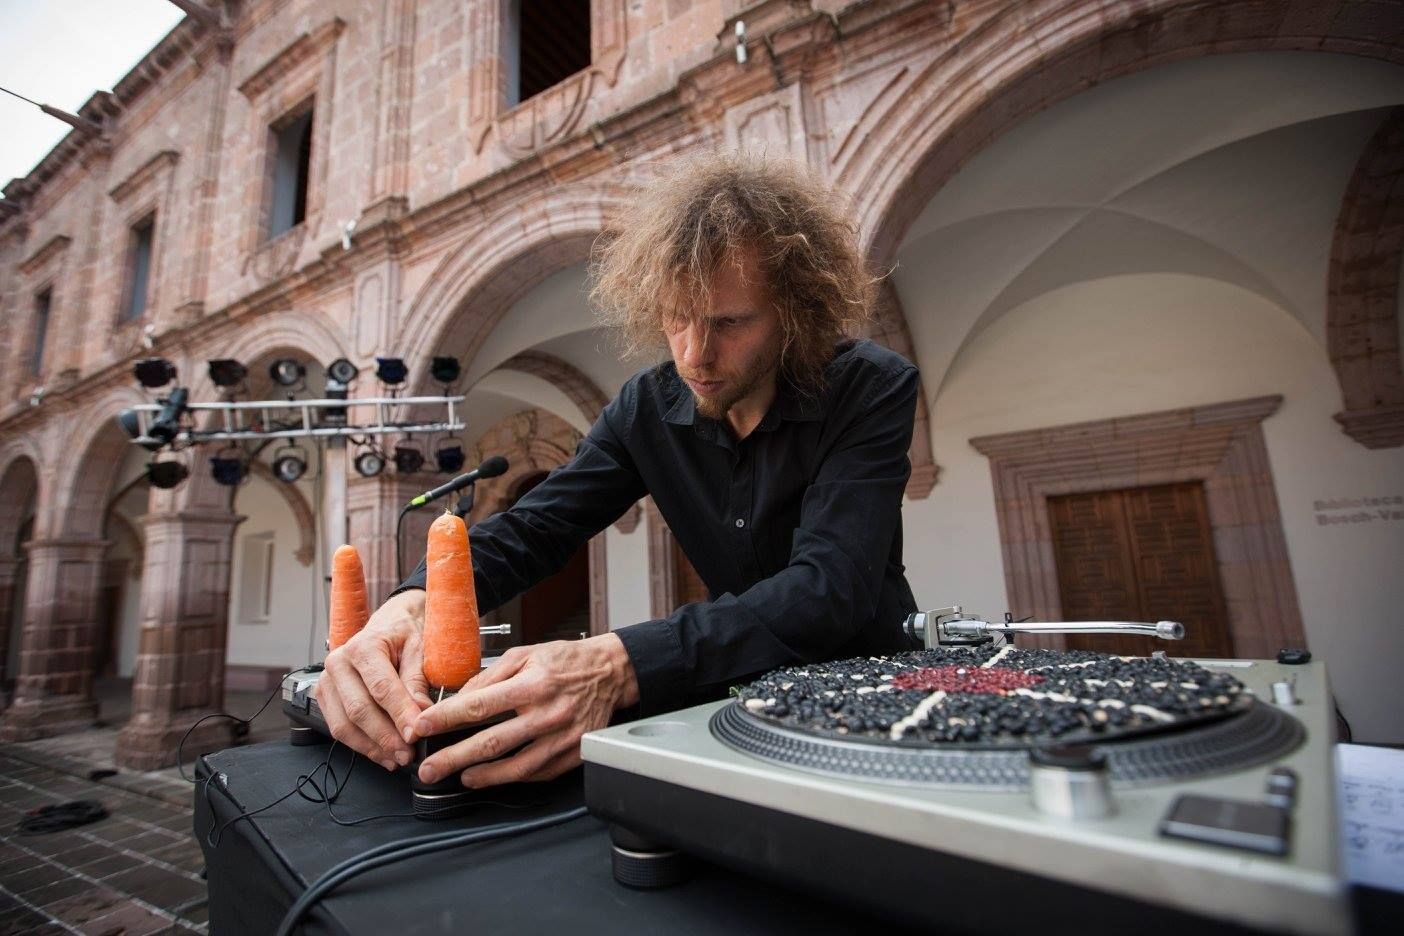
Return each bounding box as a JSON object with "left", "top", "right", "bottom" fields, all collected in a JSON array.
[{"left": 398, "top": 338, "right": 920, "bottom": 715}]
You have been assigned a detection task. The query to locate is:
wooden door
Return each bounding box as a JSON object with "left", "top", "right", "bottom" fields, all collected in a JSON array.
[
  {"left": 1049, "top": 482, "right": 1232, "bottom": 658},
  {"left": 672, "top": 540, "right": 709, "bottom": 608}
]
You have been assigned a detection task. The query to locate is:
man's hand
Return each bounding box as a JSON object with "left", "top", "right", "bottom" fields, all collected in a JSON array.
[
  {"left": 319, "top": 589, "right": 430, "bottom": 771},
  {"left": 413, "top": 633, "right": 640, "bottom": 788}
]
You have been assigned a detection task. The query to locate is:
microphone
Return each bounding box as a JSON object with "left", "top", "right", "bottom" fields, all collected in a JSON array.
[{"left": 408, "top": 455, "right": 509, "bottom": 508}]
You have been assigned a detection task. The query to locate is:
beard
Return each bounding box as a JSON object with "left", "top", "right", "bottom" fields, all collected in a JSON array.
[{"left": 685, "top": 352, "right": 779, "bottom": 421}]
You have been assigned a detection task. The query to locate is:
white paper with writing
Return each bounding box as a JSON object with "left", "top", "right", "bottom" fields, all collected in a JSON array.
[{"left": 1336, "top": 743, "right": 1404, "bottom": 892}]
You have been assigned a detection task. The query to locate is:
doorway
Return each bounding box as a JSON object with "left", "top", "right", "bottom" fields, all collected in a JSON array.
[
  {"left": 1048, "top": 481, "right": 1232, "bottom": 658},
  {"left": 512, "top": 471, "right": 591, "bottom": 643}
]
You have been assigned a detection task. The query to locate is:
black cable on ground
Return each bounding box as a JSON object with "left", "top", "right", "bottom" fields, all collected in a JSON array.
[
  {"left": 177, "top": 673, "right": 293, "bottom": 782},
  {"left": 17, "top": 800, "right": 108, "bottom": 835},
  {"left": 274, "top": 805, "right": 589, "bottom": 936}
]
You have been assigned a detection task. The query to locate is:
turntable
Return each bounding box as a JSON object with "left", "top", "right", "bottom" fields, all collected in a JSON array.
[{"left": 582, "top": 608, "right": 1348, "bottom": 935}]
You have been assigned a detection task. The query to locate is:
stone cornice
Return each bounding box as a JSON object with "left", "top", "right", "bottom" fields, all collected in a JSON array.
[
  {"left": 18, "top": 235, "right": 71, "bottom": 277},
  {"left": 971, "top": 396, "right": 1284, "bottom": 458},
  {"left": 1334, "top": 404, "right": 1404, "bottom": 450},
  {"left": 108, "top": 150, "right": 180, "bottom": 202},
  {"left": 237, "top": 18, "right": 346, "bottom": 100},
  {"left": 0, "top": 0, "right": 935, "bottom": 434},
  {"left": 1, "top": 10, "right": 223, "bottom": 226}
]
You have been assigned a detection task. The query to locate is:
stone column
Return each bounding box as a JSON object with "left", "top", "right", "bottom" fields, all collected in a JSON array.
[
  {"left": 0, "top": 539, "right": 108, "bottom": 740},
  {"left": 0, "top": 558, "right": 19, "bottom": 690},
  {"left": 116, "top": 509, "right": 242, "bottom": 770},
  {"left": 346, "top": 473, "right": 424, "bottom": 608}
]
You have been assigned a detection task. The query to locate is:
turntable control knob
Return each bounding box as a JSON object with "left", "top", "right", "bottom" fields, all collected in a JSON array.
[
  {"left": 1271, "top": 679, "right": 1298, "bottom": 706},
  {"left": 1029, "top": 744, "right": 1116, "bottom": 821}
]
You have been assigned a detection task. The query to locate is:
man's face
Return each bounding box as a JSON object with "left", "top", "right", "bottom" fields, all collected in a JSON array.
[{"left": 665, "top": 248, "right": 783, "bottom": 423}]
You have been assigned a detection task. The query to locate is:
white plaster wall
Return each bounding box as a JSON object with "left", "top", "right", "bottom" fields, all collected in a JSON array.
[
  {"left": 471, "top": 370, "right": 591, "bottom": 435},
  {"left": 902, "top": 273, "right": 1404, "bottom": 742},
  {"left": 226, "top": 473, "right": 319, "bottom": 668},
  {"left": 465, "top": 264, "right": 594, "bottom": 385},
  {"left": 606, "top": 524, "right": 652, "bottom": 630},
  {"left": 116, "top": 572, "right": 142, "bottom": 678},
  {"left": 102, "top": 520, "right": 144, "bottom": 679}
]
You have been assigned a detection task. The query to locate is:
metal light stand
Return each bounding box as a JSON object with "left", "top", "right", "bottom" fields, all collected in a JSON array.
[{"left": 126, "top": 392, "right": 467, "bottom": 655}]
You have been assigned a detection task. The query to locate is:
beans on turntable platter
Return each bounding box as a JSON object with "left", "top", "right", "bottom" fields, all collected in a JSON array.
[{"left": 733, "top": 647, "right": 1252, "bottom": 749}]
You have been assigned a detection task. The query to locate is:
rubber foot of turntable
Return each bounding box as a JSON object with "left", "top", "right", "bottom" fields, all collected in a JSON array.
[{"left": 609, "top": 824, "right": 689, "bottom": 889}]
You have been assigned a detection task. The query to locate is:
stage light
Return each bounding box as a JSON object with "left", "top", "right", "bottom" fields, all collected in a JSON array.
[
  {"left": 134, "top": 357, "right": 177, "bottom": 388},
  {"left": 210, "top": 451, "right": 247, "bottom": 486},
  {"left": 375, "top": 357, "right": 408, "bottom": 385},
  {"left": 354, "top": 450, "right": 385, "bottom": 477},
  {"left": 327, "top": 358, "right": 358, "bottom": 385},
  {"left": 117, "top": 408, "right": 162, "bottom": 452},
  {"left": 269, "top": 358, "right": 306, "bottom": 387},
  {"left": 145, "top": 387, "right": 189, "bottom": 447},
  {"left": 146, "top": 460, "right": 188, "bottom": 490},
  {"left": 322, "top": 381, "right": 348, "bottom": 426},
  {"left": 208, "top": 359, "right": 248, "bottom": 388},
  {"left": 435, "top": 441, "right": 465, "bottom": 474},
  {"left": 430, "top": 356, "right": 461, "bottom": 385},
  {"left": 271, "top": 447, "right": 308, "bottom": 483},
  {"left": 393, "top": 444, "right": 424, "bottom": 474}
]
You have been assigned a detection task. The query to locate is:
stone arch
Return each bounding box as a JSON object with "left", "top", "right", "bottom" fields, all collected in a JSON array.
[
  {"left": 850, "top": 0, "right": 1404, "bottom": 274},
  {"left": 494, "top": 349, "right": 642, "bottom": 531},
  {"left": 175, "top": 320, "right": 348, "bottom": 514},
  {"left": 463, "top": 410, "right": 579, "bottom": 518},
  {"left": 0, "top": 447, "right": 41, "bottom": 558},
  {"left": 181, "top": 308, "right": 350, "bottom": 406},
  {"left": 1329, "top": 105, "right": 1404, "bottom": 448},
  {"left": 869, "top": 282, "right": 938, "bottom": 498},
  {"left": 497, "top": 351, "right": 609, "bottom": 425},
  {"left": 461, "top": 407, "right": 610, "bottom": 637},
  {"left": 397, "top": 181, "right": 634, "bottom": 396},
  {"left": 0, "top": 454, "right": 40, "bottom": 687},
  {"left": 57, "top": 384, "right": 149, "bottom": 539}
]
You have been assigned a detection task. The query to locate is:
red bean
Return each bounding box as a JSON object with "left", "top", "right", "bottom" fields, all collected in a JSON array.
[{"left": 890, "top": 666, "right": 1045, "bottom": 694}]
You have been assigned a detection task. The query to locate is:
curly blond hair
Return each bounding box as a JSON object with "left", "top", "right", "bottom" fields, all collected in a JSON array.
[{"left": 590, "top": 152, "right": 876, "bottom": 391}]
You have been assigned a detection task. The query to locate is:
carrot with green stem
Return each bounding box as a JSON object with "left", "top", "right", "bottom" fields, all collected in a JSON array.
[
  {"left": 328, "top": 544, "right": 371, "bottom": 651},
  {"left": 422, "top": 510, "right": 481, "bottom": 691}
]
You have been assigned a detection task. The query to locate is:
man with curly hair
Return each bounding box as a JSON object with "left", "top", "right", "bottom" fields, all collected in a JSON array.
[{"left": 319, "top": 154, "right": 921, "bottom": 789}]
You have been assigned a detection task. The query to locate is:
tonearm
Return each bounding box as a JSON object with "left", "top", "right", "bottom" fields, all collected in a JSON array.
[{"left": 904, "top": 606, "right": 1184, "bottom": 649}]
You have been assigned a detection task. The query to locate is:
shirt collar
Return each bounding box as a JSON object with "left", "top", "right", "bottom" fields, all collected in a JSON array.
[
  {"left": 662, "top": 370, "right": 824, "bottom": 431},
  {"left": 773, "top": 379, "right": 824, "bottom": 424},
  {"left": 663, "top": 376, "right": 697, "bottom": 426}
]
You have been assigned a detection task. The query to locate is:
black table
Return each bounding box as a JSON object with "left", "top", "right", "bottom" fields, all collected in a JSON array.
[{"left": 194, "top": 740, "right": 903, "bottom": 935}]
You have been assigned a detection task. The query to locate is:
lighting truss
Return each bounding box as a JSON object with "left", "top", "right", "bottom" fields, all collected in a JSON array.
[{"left": 121, "top": 394, "right": 465, "bottom": 447}]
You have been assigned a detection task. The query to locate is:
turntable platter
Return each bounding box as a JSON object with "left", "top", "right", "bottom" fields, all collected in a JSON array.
[{"left": 720, "top": 647, "right": 1300, "bottom": 788}]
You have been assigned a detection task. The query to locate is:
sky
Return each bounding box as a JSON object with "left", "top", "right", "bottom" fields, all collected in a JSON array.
[{"left": 0, "top": 0, "right": 185, "bottom": 189}]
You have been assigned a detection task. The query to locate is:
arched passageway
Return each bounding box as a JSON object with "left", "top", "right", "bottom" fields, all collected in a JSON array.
[
  {"left": 0, "top": 455, "right": 39, "bottom": 693},
  {"left": 876, "top": 47, "right": 1404, "bottom": 742}
]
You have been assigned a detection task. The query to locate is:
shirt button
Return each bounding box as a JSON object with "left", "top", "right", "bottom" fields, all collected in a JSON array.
[{"left": 734, "top": 518, "right": 745, "bottom": 529}]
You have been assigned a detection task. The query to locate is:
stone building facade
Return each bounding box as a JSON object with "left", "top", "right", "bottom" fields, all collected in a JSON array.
[{"left": 1, "top": 0, "right": 1402, "bottom": 768}]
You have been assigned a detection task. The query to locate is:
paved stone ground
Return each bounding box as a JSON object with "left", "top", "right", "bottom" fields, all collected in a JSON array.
[
  {"left": 0, "top": 678, "right": 292, "bottom": 934},
  {"left": 0, "top": 752, "right": 207, "bottom": 935}
]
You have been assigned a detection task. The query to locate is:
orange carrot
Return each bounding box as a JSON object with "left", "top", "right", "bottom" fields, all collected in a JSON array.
[
  {"left": 329, "top": 545, "right": 372, "bottom": 651},
  {"left": 422, "top": 510, "right": 480, "bottom": 690}
]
